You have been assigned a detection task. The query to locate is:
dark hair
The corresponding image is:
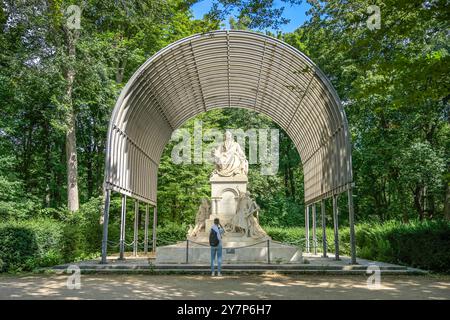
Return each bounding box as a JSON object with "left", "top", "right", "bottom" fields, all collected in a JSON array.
[{"left": 214, "top": 218, "right": 220, "bottom": 225}]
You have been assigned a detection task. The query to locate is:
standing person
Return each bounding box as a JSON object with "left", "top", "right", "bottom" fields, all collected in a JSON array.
[{"left": 210, "top": 218, "right": 225, "bottom": 277}]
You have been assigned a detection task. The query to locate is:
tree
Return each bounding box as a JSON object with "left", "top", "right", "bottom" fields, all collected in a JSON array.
[
  {"left": 397, "top": 142, "right": 446, "bottom": 220},
  {"left": 282, "top": 0, "right": 449, "bottom": 220},
  {"left": 0, "top": 0, "right": 219, "bottom": 214}
]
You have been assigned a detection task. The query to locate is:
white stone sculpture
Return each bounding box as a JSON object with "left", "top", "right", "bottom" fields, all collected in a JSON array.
[
  {"left": 212, "top": 130, "right": 249, "bottom": 177},
  {"left": 188, "top": 131, "right": 269, "bottom": 243},
  {"left": 231, "top": 189, "right": 268, "bottom": 239},
  {"left": 188, "top": 198, "right": 210, "bottom": 238}
]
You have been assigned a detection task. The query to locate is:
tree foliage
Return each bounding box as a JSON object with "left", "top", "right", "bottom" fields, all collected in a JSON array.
[
  {"left": 281, "top": 0, "right": 449, "bottom": 221},
  {"left": 0, "top": 0, "right": 448, "bottom": 229}
]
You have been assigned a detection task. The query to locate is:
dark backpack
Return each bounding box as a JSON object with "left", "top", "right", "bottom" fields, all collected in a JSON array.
[{"left": 209, "top": 228, "right": 220, "bottom": 246}]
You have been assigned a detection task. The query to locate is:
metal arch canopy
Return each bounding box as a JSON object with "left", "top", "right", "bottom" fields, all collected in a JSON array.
[{"left": 104, "top": 30, "right": 353, "bottom": 206}]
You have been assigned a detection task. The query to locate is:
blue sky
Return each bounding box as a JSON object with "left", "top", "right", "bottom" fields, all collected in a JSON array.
[{"left": 191, "top": 0, "right": 311, "bottom": 33}]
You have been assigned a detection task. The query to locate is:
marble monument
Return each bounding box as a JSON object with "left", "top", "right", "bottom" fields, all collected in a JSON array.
[
  {"left": 189, "top": 130, "right": 269, "bottom": 244},
  {"left": 156, "top": 131, "right": 302, "bottom": 264}
]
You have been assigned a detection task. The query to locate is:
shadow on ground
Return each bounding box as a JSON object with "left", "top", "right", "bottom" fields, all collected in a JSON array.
[{"left": 0, "top": 274, "right": 449, "bottom": 300}]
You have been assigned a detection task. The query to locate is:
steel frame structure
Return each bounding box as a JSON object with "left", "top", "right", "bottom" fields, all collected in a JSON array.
[{"left": 101, "top": 30, "right": 357, "bottom": 264}]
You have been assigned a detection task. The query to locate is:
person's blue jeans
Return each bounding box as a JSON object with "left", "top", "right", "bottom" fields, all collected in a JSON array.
[{"left": 210, "top": 243, "right": 222, "bottom": 274}]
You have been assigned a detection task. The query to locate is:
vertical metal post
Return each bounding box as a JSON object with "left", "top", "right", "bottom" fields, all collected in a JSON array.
[
  {"left": 312, "top": 203, "right": 317, "bottom": 255},
  {"left": 144, "top": 204, "right": 149, "bottom": 254},
  {"left": 133, "top": 200, "right": 139, "bottom": 256},
  {"left": 185, "top": 240, "right": 189, "bottom": 264},
  {"left": 305, "top": 205, "right": 310, "bottom": 253},
  {"left": 321, "top": 199, "right": 327, "bottom": 258},
  {"left": 267, "top": 239, "right": 271, "bottom": 264},
  {"left": 348, "top": 188, "right": 357, "bottom": 264},
  {"left": 152, "top": 205, "right": 157, "bottom": 253},
  {"left": 119, "top": 194, "right": 127, "bottom": 260},
  {"left": 332, "top": 194, "right": 340, "bottom": 260},
  {"left": 101, "top": 189, "right": 111, "bottom": 264}
]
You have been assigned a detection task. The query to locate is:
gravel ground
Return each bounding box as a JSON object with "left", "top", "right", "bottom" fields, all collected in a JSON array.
[{"left": 0, "top": 273, "right": 449, "bottom": 300}]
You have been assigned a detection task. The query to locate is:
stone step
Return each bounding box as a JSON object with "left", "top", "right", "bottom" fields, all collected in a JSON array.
[
  {"left": 49, "top": 267, "right": 426, "bottom": 276},
  {"left": 51, "top": 263, "right": 411, "bottom": 271},
  {"left": 155, "top": 264, "right": 409, "bottom": 270}
]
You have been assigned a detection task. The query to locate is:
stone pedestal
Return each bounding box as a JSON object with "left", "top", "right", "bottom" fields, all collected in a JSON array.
[
  {"left": 206, "top": 173, "right": 247, "bottom": 230},
  {"left": 155, "top": 240, "right": 303, "bottom": 264}
]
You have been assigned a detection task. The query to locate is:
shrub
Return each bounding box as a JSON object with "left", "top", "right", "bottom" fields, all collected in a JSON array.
[
  {"left": 0, "top": 219, "right": 66, "bottom": 272},
  {"left": 357, "top": 220, "right": 450, "bottom": 273},
  {"left": 0, "top": 198, "right": 104, "bottom": 272},
  {"left": 155, "top": 222, "right": 189, "bottom": 246},
  {"left": 264, "top": 220, "right": 450, "bottom": 273},
  {"left": 74, "top": 196, "right": 104, "bottom": 255},
  {"left": 1, "top": 207, "right": 448, "bottom": 274},
  {"left": 265, "top": 226, "right": 305, "bottom": 246}
]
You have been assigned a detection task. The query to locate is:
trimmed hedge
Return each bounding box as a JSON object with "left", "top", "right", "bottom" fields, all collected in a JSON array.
[
  {"left": 146, "top": 220, "right": 450, "bottom": 273},
  {"left": 0, "top": 198, "right": 104, "bottom": 272},
  {"left": 0, "top": 219, "right": 66, "bottom": 272},
  {"left": 353, "top": 220, "right": 450, "bottom": 273},
  {"left": 1, "top": 214, "right": 448, "bottom": 273},
  {"left": 266, "top": 220, "right": 450, "bottom": 273}
]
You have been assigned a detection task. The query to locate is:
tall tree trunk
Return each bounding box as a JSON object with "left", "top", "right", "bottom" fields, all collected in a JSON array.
[
  {"left": 64, "top": 28, "right": 79, "bottom": 212},
  {"left": 44, "top": 122, "right": 52, "bottom": 207},
  {"left": 87, "top": 139, "right": 94, "bottom": 199},
  {"left": 22, "top": 122, "right": 32, "bottom": 192},
  {"left": 54, "top": 139, "right": 65, "bottom": 207},
  {"left": 66, "top": 110, "right": 79, "bottom": 211},
  {"left": 96, "top": 139, "right": 103, "bottom": 195}
]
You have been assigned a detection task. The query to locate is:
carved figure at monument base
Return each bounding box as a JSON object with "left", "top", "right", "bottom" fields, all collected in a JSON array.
[
  {"left": 188, "top": 198, "right": 210, "bottom": 238},
  {"left": 231, "top": 190, "right": 268, "bottom": 239}
]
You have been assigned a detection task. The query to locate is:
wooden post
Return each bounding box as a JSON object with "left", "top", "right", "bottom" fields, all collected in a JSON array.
[
  {"left": 321, "top": 199, "right": 327, "bottom": 258},
  {"left": 119, "top": 194, "right": 127, "bottom": 260},
  {"left": 348, "top": 188, "right": 357, "bottom": 264},
  {"left": 332, "top": 194, "right": 340, "bottom": 260},
  {"left": 101, "top": 189, "right": 111, "bottom": 264},
  {"left": 144, "top": 204, "right": 149, "bottom": 254}
]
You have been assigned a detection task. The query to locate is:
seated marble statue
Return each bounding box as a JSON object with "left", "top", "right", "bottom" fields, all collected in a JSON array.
[
  {"left": 212, "top": 130, "right": 248, "bottom": 177},
  {"left": 231, "top": 190, "right": 268, "bottom": 239},
  {"left": 188, "top": 198, "right": 210, "bottom": 237}
]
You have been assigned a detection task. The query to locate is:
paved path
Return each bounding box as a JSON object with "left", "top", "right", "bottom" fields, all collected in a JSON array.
[{"left": 0, "top": 274, "right": 449, "bottom": 300}]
